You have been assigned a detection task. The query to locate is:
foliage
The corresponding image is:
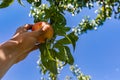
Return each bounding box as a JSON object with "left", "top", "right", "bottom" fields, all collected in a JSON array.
[
  {"left": 70, "top": 65, "right": 91, "bottom": 80},
  {"left": 0, "top": 0, "right": 14, "bottom": 8},
  {"left": 1, "top": 0, "right": 120, "bottom": 80}
]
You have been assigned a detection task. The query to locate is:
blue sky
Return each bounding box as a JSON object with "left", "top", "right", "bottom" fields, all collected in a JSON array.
[{"left": 1, "top": 1, "right": 120, "bottom": 80}]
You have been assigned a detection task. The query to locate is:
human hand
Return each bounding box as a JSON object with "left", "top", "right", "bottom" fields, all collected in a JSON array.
[
  {"left": 10, "top": 24, "right": 50, "bottom": 63},
  {"left": 0, "top": 23, "right": 52, "bottom": 78}
]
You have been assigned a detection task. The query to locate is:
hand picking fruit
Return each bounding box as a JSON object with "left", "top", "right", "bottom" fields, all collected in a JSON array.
[
  {"left": 32, "top": 22, "right": 54, "bottom": 43},
  {"left": 0, "top": 22, "right": 54, "bottom": 78}
]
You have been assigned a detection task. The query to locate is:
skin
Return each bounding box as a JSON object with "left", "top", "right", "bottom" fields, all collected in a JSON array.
[
  {"left": 0, "top": 24, "right": 50, "bottom": 78},
  {"left": 32, "top": 22, "right": 54, "bottom": 43}
]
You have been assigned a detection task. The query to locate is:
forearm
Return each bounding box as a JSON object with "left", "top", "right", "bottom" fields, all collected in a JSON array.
[
  {"left": 0, "top": 40, "right": 18, "bottom": 78},
  {"left": 0, "top": 50, "right": 14, "bottom": 78}
]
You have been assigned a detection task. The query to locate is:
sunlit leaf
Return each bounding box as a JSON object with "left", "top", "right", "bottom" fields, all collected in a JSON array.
[
  {"left": 53, "top": 44, "right": 74, "bottom": 64},
  {"left": 50, "top": 11, "right": 66, "bottom": 27},
  {"left": 64, "top": 46, "right": 74, "bottom": 65},
  {"left": 39, "top": 63, "right": 47, "bottom": 74},
  {"left": 17, "top": 0, "right": 24, "bottom": 6},
  {"left": 55, "top": 32, "right": 78, "bottom": 50},
  {"left": 34, "top": 1, "right": 41, "bottom": 7},
  {"left": 67, "top": 32, "right": 78, "bottom": 50},
  {"left": 47, "top": 59, "right": 57, "bottom": 74},
  {"left": 0, "top": 0, "right": 14, "bottom": 8},
  {"left": 55, "top": 26, "right": 71, "bottom": 36},
  {"left": 26, "top": 0, "right": 34, "bottom": 4},
  {"left": 39, "top": 43, "right": 57, "bottom": 74},
  {"left": 54, "top": 46, "right": 68, "bottom": 62}
]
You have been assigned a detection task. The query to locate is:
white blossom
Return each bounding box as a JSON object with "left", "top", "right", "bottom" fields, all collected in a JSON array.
[
  {"left": 89, "top": 3, "right": 93, "bottom": 7},
  {"left": 105, "top": 5, "right": 109, "bottom": 8},
  {"left": 82, "top": 19, "right": 85, "bottom": 22},
  {"left": 30, "top": 6, "right": 33, "bottom": 10},
  {"left": 72, "top": 13, "right": 75, "bottom": 16},
  {"left": 67, "top": 4, "right": 74, "bottom": 9},
  {"left": 34, "top": 0, "right": 39, "bottom": 2},
  {"left": 94, "top": 10, "right": 98, "bottom": 14},
  {"left": 94, "top": 27, "right": 97, "bottom": 30}
]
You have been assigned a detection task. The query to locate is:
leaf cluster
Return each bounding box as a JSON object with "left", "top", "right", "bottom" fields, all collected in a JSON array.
[{"left": 1, "top": 0, "right": 120, "bottom": 80}]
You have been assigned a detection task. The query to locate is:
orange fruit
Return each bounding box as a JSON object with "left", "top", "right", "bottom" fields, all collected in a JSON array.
[{"left": 32, "top": 22, "right": 54, "bottom": 43}]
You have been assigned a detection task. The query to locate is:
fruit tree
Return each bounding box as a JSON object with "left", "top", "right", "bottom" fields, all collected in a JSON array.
[{"left": 1, "top": 0, "right": 120, "bottom": 80}]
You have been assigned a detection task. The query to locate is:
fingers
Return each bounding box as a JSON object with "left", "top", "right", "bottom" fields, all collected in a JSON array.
[
  {"left": 14, "top": 23, "right": 48, "bottom": 42},
  {"left": 17, "top": 24, "right": 33, "bottom": 32},
  {"left": 41, "top": 24, "right": 50, "bottom": 31},
  {"left": 14, "top": 24, "right": 33, "bottom": 35},
  {"left": 16, "top": 27, "right": 27, "bottom": 33},
  {"left": 27, "top": 24, "right": 51, "bottom": 40},
  {"left": 24, "top": 24, "right": 33, "bottom": 30}
]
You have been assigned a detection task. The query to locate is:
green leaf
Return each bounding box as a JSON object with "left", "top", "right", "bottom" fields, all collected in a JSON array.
[
  {"left": 39, "top": 43, "right": 54, "bottom": 61},
  {"left": 53, "top": 44, "right": 74, "bottom": 65},
  {"left": 17, "top": 0, "right": 24, "bottom": 6},
  {"left": 39, "top": 43, "right": 58, "bottom": 74},
  {"left": 55, "top": 37, "right": 71, "bottom": 45},
  {"left": 55, "top": 26, "right": 71, "bottom": 36},
  {"left": 47, "top": 59, "right": 58, "bottom": 74},
  {"left": 55, "top": 32, "right": 78, "bottom": 50},
  {"left": 27, "top": 0, "right": 41, "bottom": 6},
  {"left": 0, "top": 0, "right": 14, "bottom": 8},
  {"left": 41, "top": 53, "right": 57, "bottom": 74},
  {"left": 57, "top": 13, "right": 66, "bottom": 26},
  {"left": 39, "top": 63, "right": 47, "bottom": 74},
  {"left": 64, "top": 46, "right": 74, "bottom": 65},
  {"left": 26, "top": 0, "right": 34, "bottom": 4},
  {"left": 66, "top": 32, "right": 78, "bottom": 50},
  {"left": 54, "top": 46, "right": 68, "bottom": 62},
  {"left": 49, "top": 11, "right": 66, "bottom": 26},
  {"left": 63, "top": 27, "right": 71, "bottom": 32}
]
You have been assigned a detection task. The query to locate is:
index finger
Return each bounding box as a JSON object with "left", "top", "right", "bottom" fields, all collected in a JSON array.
[{"left": 24, "top": 24, "right": 33, "bottom": 30}]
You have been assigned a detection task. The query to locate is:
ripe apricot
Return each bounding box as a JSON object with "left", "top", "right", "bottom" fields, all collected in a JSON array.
[{"left": 32, "top": 22, "right": 54, "bottom": 43}]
